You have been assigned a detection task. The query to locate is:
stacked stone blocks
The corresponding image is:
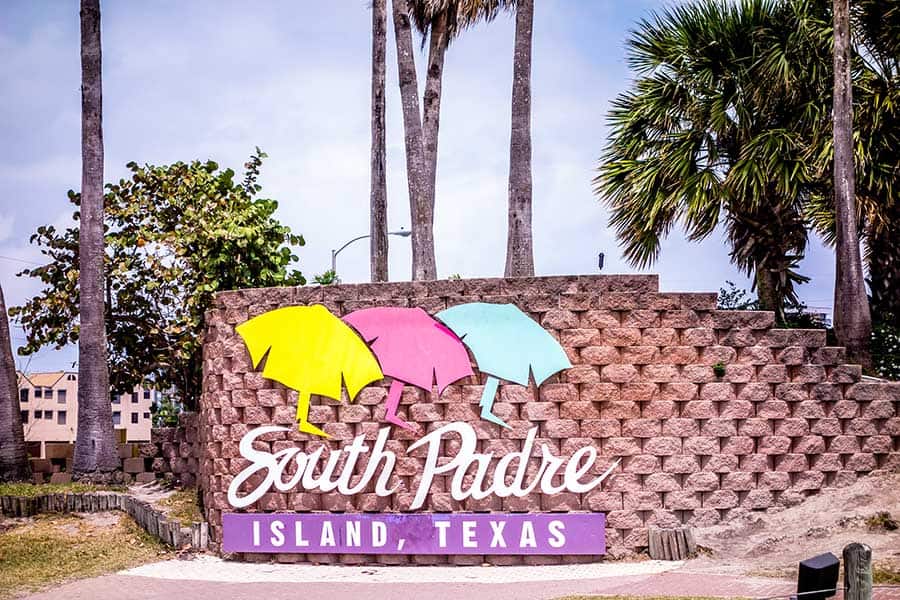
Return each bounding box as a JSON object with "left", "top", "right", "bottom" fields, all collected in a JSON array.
[
  {"left": 141, "top": 412, "right": 201, "bottom": 487},
  {"left": 199, "top": 275, "right": 900, "bottom": 563}
]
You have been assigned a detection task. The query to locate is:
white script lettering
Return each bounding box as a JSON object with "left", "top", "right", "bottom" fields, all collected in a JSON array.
[{"left": 227, "top": 422, "right": 620, "bottom": 510}]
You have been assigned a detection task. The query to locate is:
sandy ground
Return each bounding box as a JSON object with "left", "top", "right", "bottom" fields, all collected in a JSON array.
[{"left": 689, "top": 471, "right": 900, "bottom": 577}]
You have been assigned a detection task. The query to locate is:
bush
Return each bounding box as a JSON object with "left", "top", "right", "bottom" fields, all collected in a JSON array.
[
  {"left": 149, "top": 396, "right": 182, "bottom": 428},
  {"left": 717, "top": 281, "right": 758, "bottom": 310},
  {"left": 871, "top": 318, "right": 900, "bottom": 381}
]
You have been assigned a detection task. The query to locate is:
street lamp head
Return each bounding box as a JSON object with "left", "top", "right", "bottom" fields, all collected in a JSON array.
[{"left": 389, "top": 229, "right": 412, "bottom": 237}]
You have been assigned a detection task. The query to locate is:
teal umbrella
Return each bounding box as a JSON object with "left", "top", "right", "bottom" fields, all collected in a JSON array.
[{"left": 435, "top": 302, "right": 572, "bottom": 428}]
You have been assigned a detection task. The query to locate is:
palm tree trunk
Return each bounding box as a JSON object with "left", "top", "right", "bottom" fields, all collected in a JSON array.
[
  {"left": 0, "top": 284, "right": 31, "bottom": 482},
  {"left": 370, "top": 0, "right": 389, "bottom": 283},
  {"left": 832, "top": 0, "right": 872, "bottom": 367},
  {"left": 422, "top": 10, "right": 449, "bottom": 206},
  {"left": 755, "top": 268, "right": 784, "bottom": 323},
  {"left": 504, "top": 0, "right": 535, "bottom": 278},
  {"left": 392, "top": 0, "right": 437, "bottom": 281},
  {"left": 74, "top": 0, "right": 119, "bottom": 479}
]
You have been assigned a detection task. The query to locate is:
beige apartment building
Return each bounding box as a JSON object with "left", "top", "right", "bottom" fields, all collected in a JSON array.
[{"left": 17, "top": 371, "right": 158, "bottom": 458}]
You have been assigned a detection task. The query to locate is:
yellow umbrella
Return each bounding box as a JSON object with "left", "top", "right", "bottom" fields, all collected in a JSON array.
[{"left": 235, "top": 304, "right": 384, "bottom": 438}]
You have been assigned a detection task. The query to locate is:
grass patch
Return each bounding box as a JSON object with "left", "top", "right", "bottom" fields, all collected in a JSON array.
[
  {"left": 157, "top": 489, "right": 202, "bottom": 523},
  {"left": 0, "top": 482, "right": 123, "bottom": 498},
  {"left": 865, "top": 511, "right": 898, "bottom": 531},
  {"left": 874, "top": 564, "right": 900, "bottom": 585},
  {"left": 0, "top": 513, "right": 168, "bottom": 596}
]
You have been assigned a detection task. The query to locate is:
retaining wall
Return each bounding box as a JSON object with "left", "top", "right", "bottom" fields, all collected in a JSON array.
[
  {"left": 199, "top": 275, "right": 900, "bottom": 563},
  {"left": 142, "top": 412, "right": 201, "bottom": 487}
]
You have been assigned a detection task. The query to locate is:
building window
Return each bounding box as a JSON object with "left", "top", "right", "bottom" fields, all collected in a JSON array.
[
  {"left": 112, "top": 411, "right": 121, "bottom": 425},
  {"left": 143, "top": 412, "right": 150, "bottom": 419},
  {"left": 19, "top": 388, "right": 28, "bottom": 403},
  {"left": 57, "top": 411, "right": 67, "bottom": 425},
  {"left": 21, "top": 410, "right": 28, "bottom": 423},
  {"left": 43, "top": 388, "right": 53, "bottom": 400},
  {"left": 111, "top": 393, "right": 120, "bottom": 404},
  {"left": 131, "top": 392, "right": 138, "bottom": 403},
  {"left": 131, "top": 412, "right": 139, "bottom": 424},
  {"left": 67, "top": 374, "right": 76, "bottom": 381},
  {"left": 34, "top": 388, "right": 42, "bottom": 399},
  {"left": 143, "top": 390, "right": 151, "bottom": 400},
  {"left": 43, "top": 410, "right": 52, "bottom": 420},
  {"left": 57, "top": 389, "right": 67, "bottom": 404},
  {"left": 34, "top": 410, "right": 42, "bottom": 419}
]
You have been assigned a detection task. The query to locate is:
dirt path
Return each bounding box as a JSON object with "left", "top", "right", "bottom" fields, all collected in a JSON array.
[{"left": 688, "top": 472, "right": 900, "bottom": 578}]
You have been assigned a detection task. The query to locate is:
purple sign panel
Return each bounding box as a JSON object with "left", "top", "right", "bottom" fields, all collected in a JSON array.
[{"left": 223, "top": 512, "right": 606, "bottom": 555}]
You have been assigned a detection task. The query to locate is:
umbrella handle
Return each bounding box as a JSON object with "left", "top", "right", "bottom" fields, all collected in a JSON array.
[
  {"left": 479, "top": 376, "right": 509, "bottom": 429},
  {"left": 480, "top": 376, "right": 499, "bottom": 408},
  {"left": 295, "top": 390, "right": 329, "bottom": 438},
  {"left": 385, "top": 379, "right": 414, "bottom": 430}
]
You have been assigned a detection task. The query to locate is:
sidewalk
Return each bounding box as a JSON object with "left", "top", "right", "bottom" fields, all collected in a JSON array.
[
  {"left": 13, "top": 556, "right": 776, "bottom": 600},
  {"left": 19, "top": 555, "right": 900, "bottom": 600}
]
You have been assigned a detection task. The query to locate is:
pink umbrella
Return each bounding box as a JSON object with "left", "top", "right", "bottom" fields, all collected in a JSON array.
[{"left": 343, "top": 307, "right": 474, "bottom": 430}]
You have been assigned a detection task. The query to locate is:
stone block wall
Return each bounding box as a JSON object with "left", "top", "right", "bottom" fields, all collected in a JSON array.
[
  {"left": 141, "top": 412, "right": 201, "bottom": 487},
  {"left": 199, "top": 275, "right": 900, "bottom": 562}
]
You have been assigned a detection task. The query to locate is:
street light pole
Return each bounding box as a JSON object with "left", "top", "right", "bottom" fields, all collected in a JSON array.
[{"left": 331, "top": 229, "right": 411, "bottom": 281}]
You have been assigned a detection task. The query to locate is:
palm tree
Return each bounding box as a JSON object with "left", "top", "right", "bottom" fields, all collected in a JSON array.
[
  {"left": 595, "top": 0, "right": 818, "bottom": 320},
  {"left": 504, "top": 0, "right": 535, "bottom": 277},
  {"left": 73, "top": 0, "right": 119, "bottom": 479},
  {"left": 411, "top": 4, "right": 451, "bottom": 202},
  {"left": 805, "top": 0, "right": 899, "bottom": 327},
  {"left": 394, "top": 0, "right": 510, "bottom": 280},
  {"left": 391, "top": 0, "right": 437, "bottom": 280},
  {"left": 831, "top": 0, "right": 872, "bottom": 365},
  {"left": 370, "top": 0, "right": 389, "bottom": 282},
  {"left": 0, "top": 283, "right": 30, "bottom": 482}
]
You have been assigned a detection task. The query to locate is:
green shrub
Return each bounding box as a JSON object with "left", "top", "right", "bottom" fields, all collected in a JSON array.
[
  {"left": 149, "top": 396, "right": 182, "bottom": 428},
  {"left": 871, "top": 318, "right": 900, "bottom": 381}
]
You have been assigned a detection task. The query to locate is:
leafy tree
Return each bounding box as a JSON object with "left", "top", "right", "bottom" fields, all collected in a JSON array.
[
  {"left": 313, "top": 269, "right": 338, "bottom": 285},
  {"left": 11, "top": 151, "right": 304, "bottom": 410},
  {"left": 717, "top": 281, "right": 759, "bottom": 311},
  {"left": 149, "top": 395, "right": 182, "bottom": 428},
  {"left": 76, "top": 0, "right": 118, "bottom": 479}
]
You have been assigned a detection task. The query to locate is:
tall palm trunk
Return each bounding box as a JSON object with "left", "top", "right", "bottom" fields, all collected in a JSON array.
[
  {"left": 831, "top": 0, "right": 872, "bottom": 367},
  {"left": 74, "top": 0, "right": 119, "bottom": 479},
  {"left": 392, "top": 0, "right": 437, "bottom": 281},
  {"left": 370, "top": 0, "right": 389, "bottom": 282},
  {"left": 504, "top": 0, "right": 535, "bottom": 277},
  {"left": 422, "top": 10, "right": 449, "bottom": 205},
  {"left": 0, "top": 284, "right": 30, "bottom": 482},
  {"left": 755, "top": 269, "right": 781, "bottom": 319}
]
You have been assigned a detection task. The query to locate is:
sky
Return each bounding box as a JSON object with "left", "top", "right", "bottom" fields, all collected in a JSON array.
[{"left": 0, "top": 0, "right": 839, "bottom": 373}]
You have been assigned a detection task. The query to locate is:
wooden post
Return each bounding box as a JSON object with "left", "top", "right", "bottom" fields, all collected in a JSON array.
[
  {"left": 648, "top": 527, "right": 696, "bottom": 560},
  {"left": 843, "top": 542, "right": 873, "bottom": 600}
]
